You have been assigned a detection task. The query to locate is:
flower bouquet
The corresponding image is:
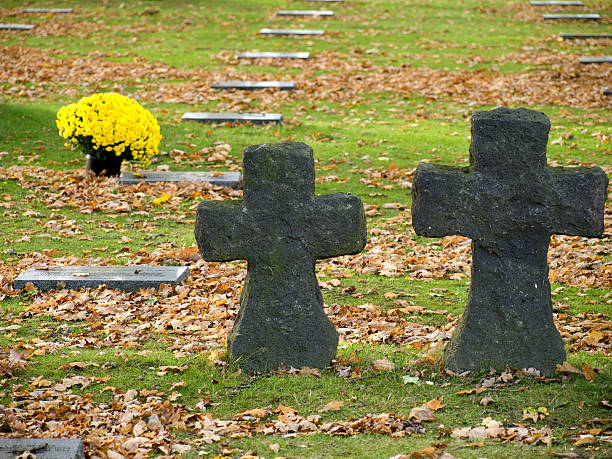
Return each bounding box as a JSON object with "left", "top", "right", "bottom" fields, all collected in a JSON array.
[{"left": 56, "top": 93, "right": 162, "bottom": 175}]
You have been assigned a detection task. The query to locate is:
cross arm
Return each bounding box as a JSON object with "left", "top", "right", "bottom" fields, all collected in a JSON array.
[
  {"left": 311, "top": 193, "right": 367, "bottom": 259},
  {"left": 411, "top": 163, "right": 476, "bottom": 238},
  {"left": 195, "top": 200, "right": 249, "bottom": 262},
  {"left": 545, "top": 166, "right": 608, "bottom": 237}
]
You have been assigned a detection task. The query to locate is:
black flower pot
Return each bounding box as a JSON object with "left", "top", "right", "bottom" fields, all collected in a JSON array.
[{"left": 86, "top": 154, "right": 124, "bottom": 176}]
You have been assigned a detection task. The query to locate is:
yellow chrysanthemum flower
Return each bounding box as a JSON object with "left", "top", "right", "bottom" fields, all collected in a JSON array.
[{"left": 56, "top": 93, "right": 162, "bottom": 167}]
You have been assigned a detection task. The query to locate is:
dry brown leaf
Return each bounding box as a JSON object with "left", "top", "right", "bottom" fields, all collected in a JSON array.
[
  {"left": 573, "top": 435, "right": 596, "bottom": 446},
  {"left": 372, "top": 358, "right": 395, "bottom": 371},
  {"left": 318, "top": 400, "right": 344, "bottom": 413},
  {"left": 425, "top": 397, "right": 447, "bottom": 412},
  {"left": 555, "top": 361, "right": 581, "bottom": 375},
  {"left": 235, "top": 408, "right": 268, "bottom": 419},
  {"left": 582, "top": 363, "right": 597, "bottom": 382},
  {"left": 409, "top": 405, "right": 435, "bottom": 422}
]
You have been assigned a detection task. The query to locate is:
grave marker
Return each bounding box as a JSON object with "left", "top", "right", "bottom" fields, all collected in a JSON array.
[
  {"left": 21, "top": 8, "right": 74, "bottom": 13},
  {"left": 260, "top": 28, "right": 324, "bottom": 36},
  {"left": 14, "top": 266, "right": 190, "bottom": 292},
  {"left": 543, "top": 13, "right": 600, "bottom": 20},
  {"left": 119, "top": 171, "right": 242, "bottom": 189},
  {"left": 277, "top": 10, "right": 334, "bottom": 16},
  {"left": 237, "top": 51, "right": 310, "bottom": 59},
  {"left": 195, "top": 142, "right": 367, "bottom": 372},
  {"left": 0, "top": 23, "right": 34, "bottom": 30},
  {"left": 212, "top": 81, "right": 295, "bottom": 90},
  {"left": 182, "top": 112, "right": 283, "bottom": 124},
  {"left": 530, "top": 1, "right": 583, "bottom": 5},
  {"left": 0, "top": 438, "right": 84, "bottom": 459},
  {"left": 561, "top": 33, "right": 612, "bottom": 39},
  {"left": 578, "top": 56, "right": 612, "bottom": 64},
  {"left": 411, "top": 107, "right": 607, "bottom": 375}
]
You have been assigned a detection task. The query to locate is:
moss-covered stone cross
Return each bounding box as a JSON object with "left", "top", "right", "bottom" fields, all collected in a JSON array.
[
  {"left": 411, "top": 107, "right": 608, "bottom": 375},
  {"left": 195, "top": 142, "right": 367, "bottom": 373}
]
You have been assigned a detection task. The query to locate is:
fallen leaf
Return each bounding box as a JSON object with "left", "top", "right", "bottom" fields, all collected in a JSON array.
[
  {"left": 403, "top": 375, "right": 421, "bottom": 385},
  {"left": 426, "top": 397, "right": 447, "bottom": 412},
  {"left": 574, "top": 435, "right": 596, "bottom": 446},
  {"left": 235, "top": 408, "right": 268, "bottom": 419},
  {"left": 319, "top": 400, "right": 344, "bottom": 412},
  {"left": 556, "top": 361, "right": 581, "bottom": 375},
  {"left": 372, "top": 358, "right": 395, "bottom": 371},
  {"left": 582, "top": 363, "right": 597, "bottom": 382},
  {"left": 409, "top": 404, "right": 435, "bottom": 422},
  {"left": 152, "top": 193, "right": 172, "bottom": 205}
]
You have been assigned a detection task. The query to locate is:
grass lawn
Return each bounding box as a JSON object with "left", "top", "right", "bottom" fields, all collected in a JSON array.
[{"left": 0, "top": 0, "right": 610, "bottom": 457}]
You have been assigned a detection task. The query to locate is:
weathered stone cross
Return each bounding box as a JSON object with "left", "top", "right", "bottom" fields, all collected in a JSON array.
[
  {"left": 412, "top": 107, "right": 607, "bottom": 375},
  {"left": 195, "top": 142, "right": 367, "bottom": 372}
]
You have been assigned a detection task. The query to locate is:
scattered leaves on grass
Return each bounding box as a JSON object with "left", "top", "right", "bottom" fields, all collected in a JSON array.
[{"left": 450, "top": 418, "right": 553, "bottom": 446}]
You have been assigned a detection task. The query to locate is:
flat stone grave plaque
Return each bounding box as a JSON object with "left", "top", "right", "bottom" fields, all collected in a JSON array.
[
  {"left": 212, "top": 81, "right": 295, "bottom": 90},
  {"left": 21, "top": 8, "right": 74, "bottom": 13},
  {"left": 119, "top": 171, "right": 242, "bottom": 188},
  {"left": 562, "top": 33, "right": 612, "bottom": 39},
  {"left": 182, "top": 112, "right": 283, "bottom": 124},
  {"left": 0, "top": 23, "right": 35, "bottom": 30},
  {"left": 260, "top": 28, "right": 324, "bottom": 36},
  {"left": 579, "top": 56, "right": 612, "bottom": 64},
  {"left": 543, "top": 13, "right": 600, "bottom": 20},
  {"left": 0, "top": 438, "right": 84, "bottom": 459},
  {"left": 14, "top": 266, "right": 190, "bottom": 292},
  {"left": 237, "top": 51, "right": 310, "bottom": 59},
  {"left": 277, "top": 10, "right": 334, "bottom": 16},
  {"left": 530, "top": 1, "right": 583, "bottom": 5}
]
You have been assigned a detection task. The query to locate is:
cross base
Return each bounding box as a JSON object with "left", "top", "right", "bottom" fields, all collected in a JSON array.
[
  {"left": 444, "top": 240, "right": 566, "bottom": 375},
  {"left": 228, "top": 292, "right": 338, "bottom": 372}
]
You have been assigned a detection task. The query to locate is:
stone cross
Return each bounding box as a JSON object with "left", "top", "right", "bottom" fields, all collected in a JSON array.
[
  {"left": 412, "top": 107, "right": 608, "bottom": 375},
  {"left": 195, "top": 142, "right": 367, "bottom": 372}
]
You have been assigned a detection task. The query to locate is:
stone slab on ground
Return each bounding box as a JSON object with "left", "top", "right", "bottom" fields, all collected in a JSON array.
[
  {"left": 182, "top": 112, "right": 283, "bottom": 124},
  {"left": 237, "top": 51, "right": 310, "bottom": 59},
  {"left": 14, "top": 266, "right": 190, "bottom": 292},
  {"left": 543, "top": 13, "right": 600, "bottom": 20},
  {"left": 0, "top": 23, "right": 34, "bottom": 30},
  {"left": 578, "top": 56, "right": 612, "bottom": 64},
  {"left": 561, "top": 33, "right": 612, "bottom": 39},
  {"left": 119, "top": 171, "right": 242, "bottom": 189},
  {"left": 411, "top": 107, "right": 608, "bottom": 375},
  {"left": 212, "top": 81, "right": 295, "bottom": 90},
  {"left": 277, "top": 10, "right": 334, "bottom": 16},
  {"left": 530, "top": 1, "right": 583, "bottom": 5},
  {"left": 21, "top": 8, "right": 73, "bottom": 13},
  {"left": 260, "top": 28, "right": 324, "bottom": 36},
  {"left": 0, "top": 438, "right": 84, "bottom": 459}
]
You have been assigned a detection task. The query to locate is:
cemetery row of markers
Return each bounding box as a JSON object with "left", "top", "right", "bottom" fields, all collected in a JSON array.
[
  {"left": 3, "top": 4, "right": 608, "bottom": 459},
  {"left": 5, "top": 5, "right": 611, "bottom": 372}
]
